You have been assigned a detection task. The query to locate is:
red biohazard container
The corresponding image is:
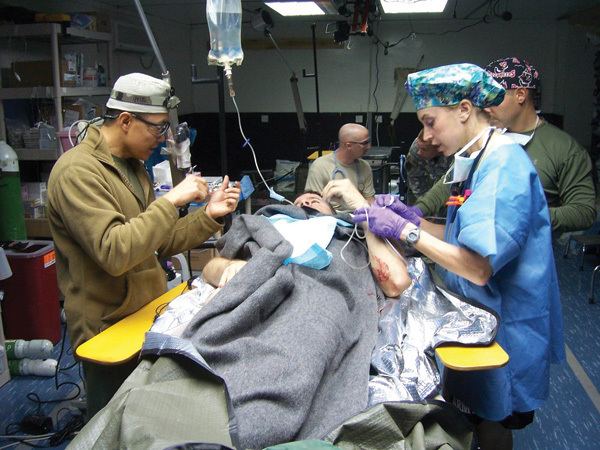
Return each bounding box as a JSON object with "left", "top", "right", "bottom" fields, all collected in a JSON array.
[{"left": 0, "top": 240, "right": 61, "bottom": 344}]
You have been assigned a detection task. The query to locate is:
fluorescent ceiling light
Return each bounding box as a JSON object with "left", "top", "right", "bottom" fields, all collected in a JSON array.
[
  {"left": 379, "top": 0, "right": 448, "bottom": 14},
  {"left": 265, "top": 2, "right": 326, "bottom": 17}
]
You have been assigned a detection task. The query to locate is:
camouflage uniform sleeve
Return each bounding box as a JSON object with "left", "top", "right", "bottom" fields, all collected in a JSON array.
[
  {"left": 414, "top": 176, "right": 451, "bottom": 217},
  {"left": 406, "top": 139, "right": 432, "bottom": 202}
]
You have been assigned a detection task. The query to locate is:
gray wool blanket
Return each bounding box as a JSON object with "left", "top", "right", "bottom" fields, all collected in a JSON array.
[{"left": 181, "top": 205, "right": 382, "bottom": 449}]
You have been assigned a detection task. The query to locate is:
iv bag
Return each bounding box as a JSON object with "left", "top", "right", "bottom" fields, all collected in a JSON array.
[{"left": 206, "top": 0, "right": 244, "bottom": 68}]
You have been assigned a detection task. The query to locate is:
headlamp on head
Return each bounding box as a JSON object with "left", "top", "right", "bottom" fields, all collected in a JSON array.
[{"left": 106, "top": 73, "right": 171, "bottom": 114}]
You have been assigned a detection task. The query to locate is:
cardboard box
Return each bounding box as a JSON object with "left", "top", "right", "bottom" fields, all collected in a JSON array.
[
  {"left": 1, "top": 57, "right": 87, "bottom": 88},
  {"left": 61, "top": 53, "right": 83, "bottom": 87},
  {"left": 3, "top": 61, "right": 53, "bottom": 87},
  {"left": 63, "top": 99, "right": 103, "bottom": 125},
  {"left": 23, "top": 203, "right": 46, "bottom": 219},
  {"left": 189, "top": 248, "right": 218, "bottom": 272},
  {"left": 21, "top": 182, "right": 48, "bottom": 204},
  {"left": 24, "top": 219, "right": 52, "bottom": 239}
]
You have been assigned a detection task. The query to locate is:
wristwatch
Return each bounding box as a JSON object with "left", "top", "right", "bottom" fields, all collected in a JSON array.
[{"left": 406, "top": 227, "right": 421, "bottom": 247}]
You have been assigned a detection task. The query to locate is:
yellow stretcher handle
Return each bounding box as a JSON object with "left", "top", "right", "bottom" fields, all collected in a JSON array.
[
  {"left": 75, "top": 283, "right": 189, "bottom": 365},
  {"left": 307, "top": 150, "right": 333, "bottom": 160},
  {"left": 435, "top": 341, "right": 509, "bottom": 371},
  {"left": 76, "top": 280, "right": 508, "bottom": 372}
]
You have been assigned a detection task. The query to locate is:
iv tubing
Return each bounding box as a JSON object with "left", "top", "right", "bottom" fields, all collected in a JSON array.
[{"left": 230, "top": 95, "right": 293, "bottom": 205}]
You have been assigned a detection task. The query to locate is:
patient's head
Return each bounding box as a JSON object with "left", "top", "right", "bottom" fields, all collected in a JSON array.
[{"left": 294, "top": 191, "right": 335, "bottom": 215}]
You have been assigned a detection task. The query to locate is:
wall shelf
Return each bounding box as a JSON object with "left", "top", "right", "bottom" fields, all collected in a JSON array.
[
  {"left": 0, "top": 86, "right": 111, "bottom": 100},
  {"left": 14, "top": 148, "right": 60, "bottom": 161},
  {"left": 24, "top": 218, "right": 52, "bottom": 239},
  {"left": 0, "top": 22, "right": 113, "bottom": 156},
  {"left": 0, "top": 23, "right": 111, "bottom": 43}
]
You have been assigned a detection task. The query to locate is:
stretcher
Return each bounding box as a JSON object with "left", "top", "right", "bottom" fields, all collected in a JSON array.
[
  {"left": 76, "top": 282, "right": 508, "bottom": 370},
  {"left": 76, "top": 283, "right": 189, "bottom": 365}
]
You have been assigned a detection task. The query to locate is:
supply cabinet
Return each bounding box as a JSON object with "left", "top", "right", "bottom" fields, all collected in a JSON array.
[
  {"left": 0, "top": 22, "right": 113, "bottom": 161},
  {"left": 0, "top": 22, "right": 113, "bottom": 238}
]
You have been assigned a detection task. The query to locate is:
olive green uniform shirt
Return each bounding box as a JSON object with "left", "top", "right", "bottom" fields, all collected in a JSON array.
[
  {"left": 305, "top": 152, "right": 375, "bottom": 212},
  {"left": 415, "top": 121, "right": 596, "bottom": 234}
]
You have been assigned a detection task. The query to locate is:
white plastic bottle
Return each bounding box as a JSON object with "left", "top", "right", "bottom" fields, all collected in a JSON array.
[
  {"left": 5, "top": 339, "right": 54, "bottom": 360},
  {"left": 206, "top": 0, "right": 244, "bottom": 68},
  {"left": 8, "top": 358, "right": 58, "bottom": 377}
]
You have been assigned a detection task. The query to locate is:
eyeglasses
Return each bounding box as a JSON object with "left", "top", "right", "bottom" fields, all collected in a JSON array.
[
  {"left": 130, "top": 113, "right": 171, "bottom": 136},
  {"left": 347, "top": 139, "right": 371, "bottom": 147}
]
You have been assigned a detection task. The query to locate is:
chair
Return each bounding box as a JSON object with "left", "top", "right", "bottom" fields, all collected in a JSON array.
[
  {"left": 589, "top": 265, "right": 600, "bottom": 304},
  {"left": 563, "top": 234, "right": 600, "bottom": 271}
]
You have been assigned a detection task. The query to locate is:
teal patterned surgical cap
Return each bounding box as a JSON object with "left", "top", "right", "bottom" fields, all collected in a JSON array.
[{"left": 405, "top": 63, "right": 505, "bottom": 110}]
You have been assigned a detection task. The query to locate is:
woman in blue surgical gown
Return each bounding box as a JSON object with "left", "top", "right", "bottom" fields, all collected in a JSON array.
[{"left": 351, "top": 63, "right": 565, "bottom": 450}]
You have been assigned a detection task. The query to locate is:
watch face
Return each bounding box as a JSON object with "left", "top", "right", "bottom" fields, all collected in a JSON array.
[{"left": 407, "top": 229, "right": 420, "bottom": 245}]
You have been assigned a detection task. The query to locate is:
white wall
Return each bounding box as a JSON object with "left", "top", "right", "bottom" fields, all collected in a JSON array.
[
  {"left": 0, "top": 0, "right": 597, "bottom": 147},
  {"left": 189, "top": 15, "right": 597, "bottom": 147}
]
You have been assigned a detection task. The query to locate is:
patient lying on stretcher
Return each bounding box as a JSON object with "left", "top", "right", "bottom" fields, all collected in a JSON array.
[
  {"left": 152, "top": 183, "right": 411, "bottom": 342},
  {"left": 71, "top": 181, "right": 499, "bottom": 450},
  {"left": 202, "top": 185, "right": 411, "bottom": 296}
]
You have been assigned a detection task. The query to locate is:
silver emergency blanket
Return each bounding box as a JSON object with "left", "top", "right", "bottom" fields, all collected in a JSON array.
[{"left": 369, "top": 257, "right": 498, "bottom": 405}]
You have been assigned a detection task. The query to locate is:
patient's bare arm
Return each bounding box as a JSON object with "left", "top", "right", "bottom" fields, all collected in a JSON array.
[
  {"left": 322, "top": 179, "right": 411, "bottom": 297},
  {"left": 202, "top": 256, "right": 247, "bottom": 288},
  {"left": 363, "top": 225, "right": 411, "bottom": 297}
]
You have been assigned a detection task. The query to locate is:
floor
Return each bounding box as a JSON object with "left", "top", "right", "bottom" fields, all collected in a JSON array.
[
  {"left": 0, "top": 239, "right": 599, "bottom": 449},
  {"left": 0, "top": 326, "right": 83, "bottom": 450}
]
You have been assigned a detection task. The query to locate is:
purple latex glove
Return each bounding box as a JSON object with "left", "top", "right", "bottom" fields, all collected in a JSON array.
[
  {"left": 374, "top": 194, "right": 423, "bottom": 225},
  {"left": 352, "top": 205, "right": 411, "bottom": 241}
]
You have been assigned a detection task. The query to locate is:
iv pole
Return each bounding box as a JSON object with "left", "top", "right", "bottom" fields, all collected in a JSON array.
[{"left": 133, "top": 0, "right": 186, "bottom": 186}]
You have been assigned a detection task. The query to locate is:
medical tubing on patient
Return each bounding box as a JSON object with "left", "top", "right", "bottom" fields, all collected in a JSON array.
[
  {"left": 341, "top": 207, "right": 407, "bottom": 271},
  {"left": 349, "top": 201, "right": 409, "bottom": 270},
  {"left": 340, "top": 222, "right": 370, "bottom": 270}
]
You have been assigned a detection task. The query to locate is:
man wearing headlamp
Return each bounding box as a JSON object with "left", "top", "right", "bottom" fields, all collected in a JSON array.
[{"left": 47, "top": 72, "right": 240, "bottom": 418}]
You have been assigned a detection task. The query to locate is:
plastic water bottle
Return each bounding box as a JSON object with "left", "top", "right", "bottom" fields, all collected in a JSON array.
[
  {"left": 5, "top": 339, "right": 54, "bottom": 360},
  {"left": 206, "top": 0, "right": 244, "bottom": 69},
  {"left": 8, "top": 358, "right": 57, "bottom": 377}
]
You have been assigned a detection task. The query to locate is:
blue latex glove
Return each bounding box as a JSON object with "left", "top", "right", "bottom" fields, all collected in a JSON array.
[
  {"left": 374, "top": 194, "right": 422, "bottom": 225},
  {"left": 352, "top": 205, "right": 411, "bottom": 241}
]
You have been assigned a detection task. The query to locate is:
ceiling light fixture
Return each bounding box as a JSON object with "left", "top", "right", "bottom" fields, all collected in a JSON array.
[
  {"left": 265, "top": 1, "right": 327, "bottom": 17},
  {"left": 379, "top": 0, "right": 448, "bottom": 14}
]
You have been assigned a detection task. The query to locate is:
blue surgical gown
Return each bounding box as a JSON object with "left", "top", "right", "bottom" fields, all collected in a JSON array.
[{"left": 441, "top": 141, "right": 565, "bottom": 421}]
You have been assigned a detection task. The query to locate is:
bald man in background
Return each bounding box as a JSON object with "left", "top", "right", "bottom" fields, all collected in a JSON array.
[{"left": 305, "top": 123, "right": 375, "bottom": 212}]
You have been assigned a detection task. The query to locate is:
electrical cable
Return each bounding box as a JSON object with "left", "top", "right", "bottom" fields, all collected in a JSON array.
[
  {"left": 0, "top": 433, "right": 54, "bottom": 440},
  {"left": 67, "top": 117, "right": 102, "bottom": 148},
  {"left": 25, "top": 325, "right": 81, "bottom": 414},
  {"left": 252, "top": 168, "right": 297, "bottom": 191},
  {"left": 373, "top": 15, "right": 487, "bottom": 55},
  {"left": 0, "top": 413, "right": 84, "bottom": 449}
]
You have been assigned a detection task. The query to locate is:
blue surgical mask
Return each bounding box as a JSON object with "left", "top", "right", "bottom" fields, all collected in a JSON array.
[{"left": 267, "top": 214, "right": 338, "bottom": 270}]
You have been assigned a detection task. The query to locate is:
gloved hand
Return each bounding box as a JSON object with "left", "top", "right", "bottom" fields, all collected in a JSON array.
[
  {"left": 374, "top": 194, "right": 423, "bottom": 225},
  {"left": 322, "top": 179, "right": 368, "bottom": 211},
  {"left": 352, "top": 205, "right": 412, "bottom": 241}
]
